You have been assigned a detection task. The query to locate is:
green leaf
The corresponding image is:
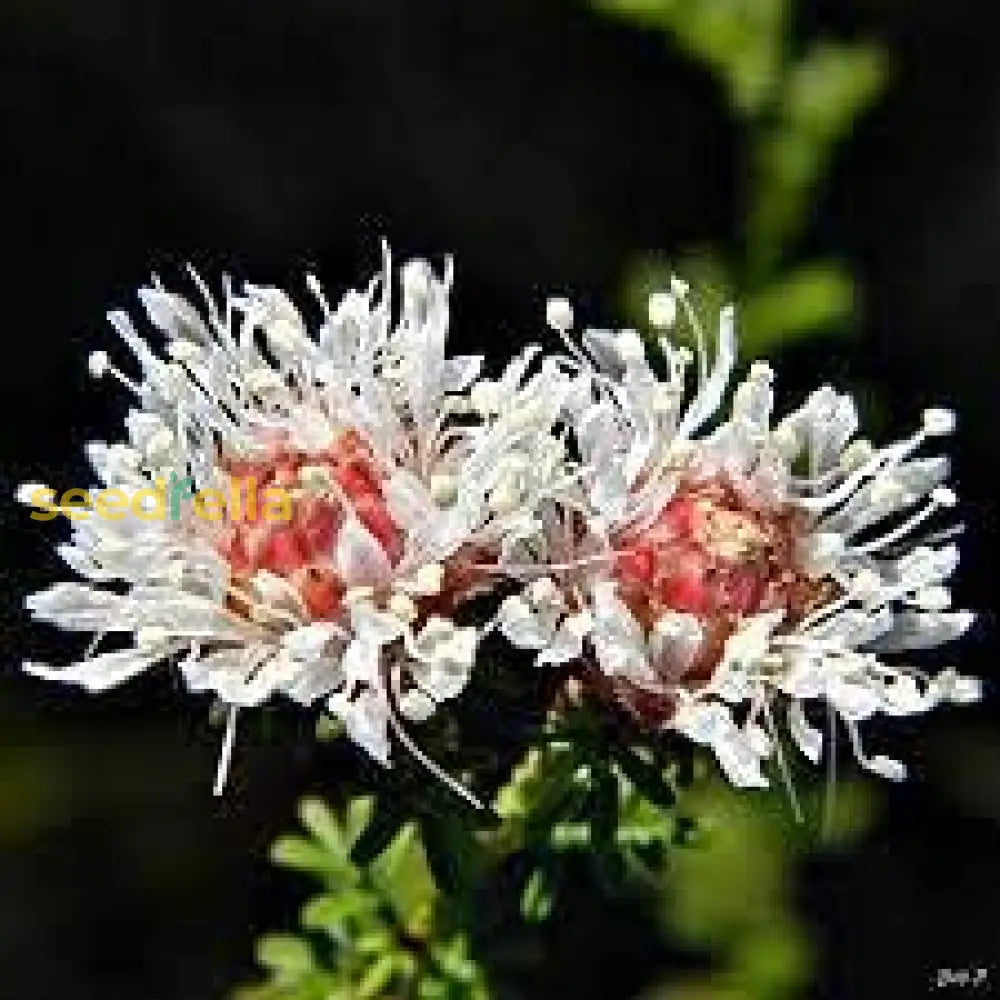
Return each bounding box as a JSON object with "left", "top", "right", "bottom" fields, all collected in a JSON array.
[
  {"left": 355, "top": 928, "right": 395, "bottom": 956},
  {"left": 350, "top": 797, "right": 406, "bottom": 868},
  {"left": 357, "top": 954, "right": 398, "bottom": 999},
  {"left": 315, "top": 713, "right": 345, "bottom": 742},
  {"left": 549, "top": 820, "right": 592, "bottom": 848},
  {"left": 370, "top": 824, "right": 438, "bottom": 938},
  {"left": 300, "top": 891, "right": 380, "bottom": 939},
  {"left": 255, "top": 934, "right": 315, "bottom": 980},
  {"left": 345, "top": 795, "right": 375, "bottom": 844},
  {"left": 679, "top": 0, "right": 788, "bottom": 116},
  {"left": 783, "top": 42, "right": 888, "bottom": 146},
  {"left": 520, "top": 866, "right": 555, "bottom": 923},
  {"left": 731, "top": 920, "right": 813, "bottom": 997},
  {"left": 417, "top": 977, "right": 449, "bottom": 1000},
  {"left": 741, "top": 261, "right": 854, "bottom": 354},
  {"left": 298, "top": 797, "right": 348, "bottom": 856},
  {"left": 589, "top": 0, "right": 788, "bottom": 116},
  {"left": 429, "top": 933, "right": 482, "bottom": 985},
  {"left": 270, "top": 834, "right": 355, "bottom": 884},
  {"left": 612, "top": 747, "right": 677, "bottom": 811},
  {"left": 749, "top": 43, "right": 888, "bottom": 268}
]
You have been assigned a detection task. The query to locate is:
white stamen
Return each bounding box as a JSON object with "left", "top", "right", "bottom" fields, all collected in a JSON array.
[
  {"left": 648, "top": 291, "right": 677, "bottom": 330},
  {"left": 213, "top": 705, "right": 238, "bottom": 797},
  {"left": 922, "top": 407, "right": 956, "bottom": 436},
  {"left": 545, "top": 296, "right": 574, "bottom": 334}
]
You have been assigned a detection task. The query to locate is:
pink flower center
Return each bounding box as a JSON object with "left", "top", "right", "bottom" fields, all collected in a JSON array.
[
  {"left": 594, "top": 476, "right": 826, "bottom": 724},
  {"left": 215, "top": 430, "right": 403, "bottom": 621},
  {"left": 614, "top": 481, "right": 797, "bottom": 624}
]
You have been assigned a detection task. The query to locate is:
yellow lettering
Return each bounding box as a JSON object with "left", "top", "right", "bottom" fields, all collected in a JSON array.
[
  {"left": 261, "top": 487, "right": 292, "bottom": 522},
  {"left": 193, "top": 488, "right": 226, "bottom": 522},
  {"left": 131, "top": 478, "right": 167, "bottom": 521},
  {"left": 27, "top": 486, "right": 58, "bottom": 521},
  {"left": 62, "top": 488, "right": 93, "bottom": 521},
  {"left": 95, "top": 488, "right": 129, "bottom": 521}
]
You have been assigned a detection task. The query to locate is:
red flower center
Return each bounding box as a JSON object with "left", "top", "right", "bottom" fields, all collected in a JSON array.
[
  {"left": 215, "top": 430, "right": 403, "bottom": 621},
  {"left": 614, "top": 480, "right": 798, "bottom": 625},
  {"left": 593, "top": 476, "right": 824, "bottom": 724}
]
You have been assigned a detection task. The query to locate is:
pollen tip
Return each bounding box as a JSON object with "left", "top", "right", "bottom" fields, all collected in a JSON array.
[
  {"left": 88, "top": 350, "right": 110, "bottom": 378},
  {"left": 647, "top": 291, "right": 677, "bottom": 330},
  {"left": 545, "top": 296, "right": 574, "bottom": 333},
  {"left": 16, "top": 482, "right": 48, "bottom": 505},
  {"left": 669, "top": 275, "right": 690, "bottom": 298},
  {"left": 931, "top": 486, "right": 958, "bottom": 508},
  {"left": 923, "top": 407, "right": 956, "bottom": 436}
]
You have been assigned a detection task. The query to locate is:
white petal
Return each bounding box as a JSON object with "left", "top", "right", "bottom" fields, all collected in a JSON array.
[
  {"left": 335, "top": 516, "right": 393, "bottom": 588},
  {"left": 138, "top": 287, "right": 209, "bottom": 343},
  {"left": 862, "top": 754, "right": 907, "bottom": 782},
  {"left": 828, "top": 679, "right": 883, "bottom": 721},
  {"left": 282, "top": 622, "right": 344, "bottom": 662},
  {"left": 442, "top": 355, "right": 484, "bottom": 392},
  {"left": 713, "top": 735, "right": 770, "bottom": 789},
  {"left": 676, "top": 304, "right": 736, "bottom": 440},
  {"left": 537, "top": 612, "right": 591, "bottom": 667},
  {"left": 788, "top": 701, "right": 823, "bottom": 763},
  {"left": 382, "top": 471, "right": 439, "bottom": 535},
  {"left": 881, "top": 673, "right": 928, "bottom": 715},
  {"left": 497, "top": 596, "right": 550, "bottom": 650},
  {"left": 343, "top": 637, "right": 384, "bottom": 689},
  {"left": 328, "top": 688, "right": 391, "bottom": 766},
  {"left": 24, "top": 644, "right": 170, "bottom": 693},
  {"left": 927, "top": 668, "right": 983, "bottom": 706},
  {"left": 869, "top": 611, "right": 974, "bottom": 652}
]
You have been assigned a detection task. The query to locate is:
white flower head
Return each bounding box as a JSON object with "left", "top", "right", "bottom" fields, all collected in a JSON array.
[
  {"left": 19, "top": 247, "right": 569, "bottom": 802},
  {"left": 19, "top": 255, "right": 982, "bottom": 810},
  {"left": 499, "top": 288, "right": 980, "bottom": 795}
]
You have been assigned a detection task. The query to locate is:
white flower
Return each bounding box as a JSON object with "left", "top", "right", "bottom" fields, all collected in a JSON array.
[
  {"left": 501, "top": 286, "right": 980, "bottom": 792},
  {"left": 19, "top": 247, "right": 568, "bottom": 799},
  {"left": 18, "top": 252, "right": 982, "bottom": 807}
]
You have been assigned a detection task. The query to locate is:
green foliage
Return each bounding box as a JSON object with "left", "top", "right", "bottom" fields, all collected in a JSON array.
[
  {"left": 591, "top": 0, "right": 888, "bottom": 354},
  {"left": 640, "top": 770, "right": 875, "bottom": 1000},
  {"left": 492, "top": 706, "right": 690, "bottom": 919},
  {"left": 591, "top": 0, "right": 788, "bottom": 116},
  {"left": 235, "top": 707, "right": 692, "bottom": 998},
  {"left": 234, "top": 796, "right": 489, "bottom": 1000},
  {"left": 235, "top": 733, "right": 874, "bottom": 1000}
]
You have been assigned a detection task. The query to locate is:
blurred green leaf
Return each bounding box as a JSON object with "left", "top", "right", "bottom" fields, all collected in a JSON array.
[
  {"left": 255, "top": 935, "right": 315, "bottom": 981},
  {"left": 741, "top": 261, "right": 854, "bottom": 354},
  {"left": 369, "top": 823, "right": 438, "bottom": 937},
  {"left": 591, "top": 0, "right": 788, "bottom": 116},
  {"left": 300, "top": 891, "right": 379, "bottom": 940},
  {"left": 750, "top": 43, "right": 888, "bottom": 269},
  {"left": 520, "top": 866, "right": 555, "bottom": 923},
  {"left": 783, "top": 43, "right": 888, "bottom": 146},
  {"left": 298, "top": 796, "right": 348, "bottom": 856},
  {"left": 612, "top": 747, "right": 678, "bottom": 811},
  {"left": 356, "top": 954, "right": 398, "bottom": 999},
  {"left": 270, "top": 833, "right": 356, "bottom": 884},
  {"left": 731, "top": 920, "right": 813, "bottom": 999}
]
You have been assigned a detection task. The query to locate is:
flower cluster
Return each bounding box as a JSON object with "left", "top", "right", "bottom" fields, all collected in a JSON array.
[{"left": 19, "top": 249, "right": 980, "bottom": 800}]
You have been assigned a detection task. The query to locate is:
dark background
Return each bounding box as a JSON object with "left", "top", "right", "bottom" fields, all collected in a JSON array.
[{"left": 2, "top": 1, "right": 1000, "bottom": 998}]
